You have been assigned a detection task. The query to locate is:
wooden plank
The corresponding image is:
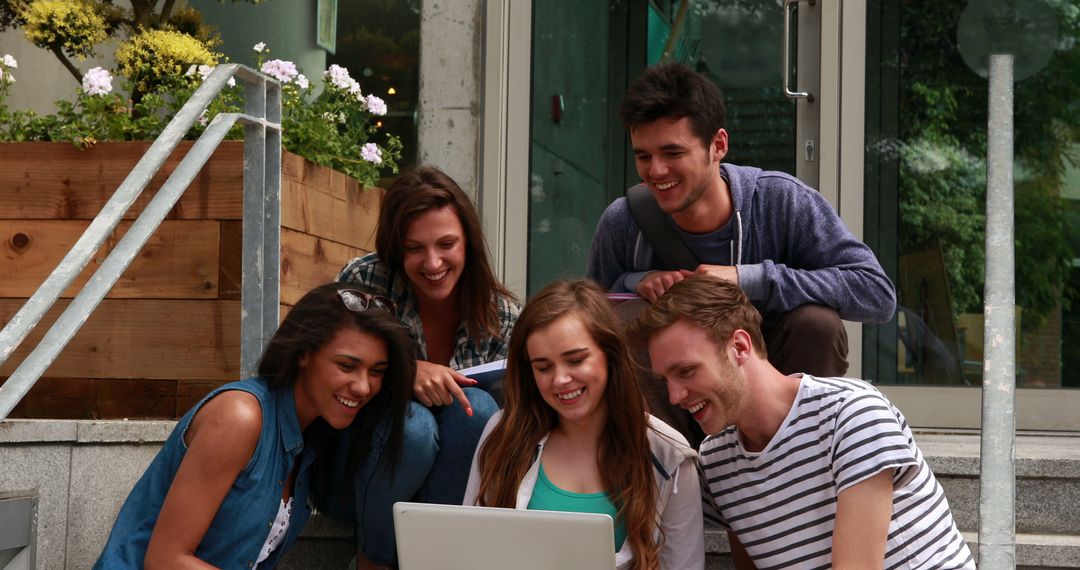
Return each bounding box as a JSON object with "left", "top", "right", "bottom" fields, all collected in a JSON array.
[
  {"left": 176, "top": 380, "right": 228, "bottom": 417},
  {"left": 280, "top": 177, "right": 382, "bottom": 250},
  {"left": 280, "top": 150, "right": 332, "bottom": 195},
  {"left": 218, "top": 220, "right": 243, "bottom": 300},
  {"left": 280, "top": 228, "right": 366, "bottom": 306},
  {"left": 0, "top": 220, "right": 220, "bottom": 299},
  {"left": 5, "top": 377, "right": 178, "bottom": 419},
  {"left": 0, "top": 141, "right": 244, "bottom": 220},
  {"left": 0, "top": 299, "right": 241, "bottom": 380}
]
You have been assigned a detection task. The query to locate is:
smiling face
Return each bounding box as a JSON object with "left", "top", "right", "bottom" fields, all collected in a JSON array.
[
  {"left": 526, "top": 314, "right": 609, "bottom": 429},
  {"left": 293, "top": 325, "right": 388, "bottom": 430},
  {"left": 630, "top": 116, "right": 727, "bottom": 215},
  {"left": 647, "top": 319, "right": 749, "bottom": 435},
  {"left": 402, "top": 205, "right": 467, "bottom": 306}
]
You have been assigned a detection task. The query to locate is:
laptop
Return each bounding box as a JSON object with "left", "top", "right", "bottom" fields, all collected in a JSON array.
[{"left": 393, "top": 502, "right": 617, "bottom": 570}]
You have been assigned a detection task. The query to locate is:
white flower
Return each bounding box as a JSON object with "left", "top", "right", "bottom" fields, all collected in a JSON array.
[
  {"left": 325, "top": 63, "right": 362, "bottom": 96},
  {"left": 260, "top": 59, "right": 299, "bottom": 84},
  {"left": 360, "top": 143, "right": 382, "bottom": 165},
  {"left": 321, "top": 111, "right": 347, "bottom": 124},
  {"left": 2, "top": 54, "right": 16, "bottom": 68},
  {"left": 253, "top": 42, "right": 266, "bottom": 53},
  {"left": 197, "top": 112, "right": 210, "bottom": 127},
  {"left": 365, "top": 95, "right": 387, "bottom": 116},
  {"left": 325, "top": 64, "right": 351, "bottom": 88},
  {"left": 296, "top": 74, "right": 309, "bottom": 89},
  {"left": 81, "top": 67, "right": 113, "bottom": 96}
]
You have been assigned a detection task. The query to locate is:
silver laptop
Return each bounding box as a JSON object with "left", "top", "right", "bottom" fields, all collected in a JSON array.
[{"left": 393, "top": 502, "right": 616, "bottom": 570}]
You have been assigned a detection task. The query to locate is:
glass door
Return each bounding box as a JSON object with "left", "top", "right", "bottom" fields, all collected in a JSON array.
[{"left": 524, "top": 0, "right": 824, "bottom": 294}]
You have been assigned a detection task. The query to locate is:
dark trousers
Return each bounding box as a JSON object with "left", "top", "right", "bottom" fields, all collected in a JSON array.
[{"left": 616, "top": 301, "right": 849, "bottom": 448}]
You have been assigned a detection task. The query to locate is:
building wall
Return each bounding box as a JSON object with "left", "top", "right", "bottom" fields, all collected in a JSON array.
[
  {"left": 0, "top": 31, "right": 115, "bottom": 116},
  {"left": 188, "top": 0, "right": 326, "bottom": 84},
  {"left": 416, "top": 0, "right": 483, "bottom": 201}
]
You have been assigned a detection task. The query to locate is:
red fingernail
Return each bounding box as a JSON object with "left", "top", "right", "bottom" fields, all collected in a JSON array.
[{"left": 467, "top": 406, "right": 474, "bottom": 417}]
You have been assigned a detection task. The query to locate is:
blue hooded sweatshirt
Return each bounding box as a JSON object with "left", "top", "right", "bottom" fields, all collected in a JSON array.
[{"left": 586, "top": 163, "right": 896, "bottom": 323}]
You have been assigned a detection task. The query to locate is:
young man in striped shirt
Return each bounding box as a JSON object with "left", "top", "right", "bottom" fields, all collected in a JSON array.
[{"left": 629, "top": 275, "right": 974, "bottom": 569}]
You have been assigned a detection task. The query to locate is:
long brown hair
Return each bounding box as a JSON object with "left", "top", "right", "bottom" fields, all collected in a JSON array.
[
  {"left": 375, "top": 165, "right": 515, "bottom": 339},
  {"left": 258, "top": 283, "right": 416, "bottom": 504},
  {"left": 475, "top": 279, "right": 660, "bottom": 570}
]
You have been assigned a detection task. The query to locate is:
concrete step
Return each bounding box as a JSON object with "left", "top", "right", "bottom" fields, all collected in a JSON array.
[
  {"left": 2, "top": 419, "right": 1077, "bottom": 569},
  {"left": 282, "top": 431, "right": 1080, "bottom": 570},
  {"left": 919, "top": 432, "right": 1080, "bottom": 536},
  {"left": 281, "top": 519, "right": 1080, "bottom": 569}
]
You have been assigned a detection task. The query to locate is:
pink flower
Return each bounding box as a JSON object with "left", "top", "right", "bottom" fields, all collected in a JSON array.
[
  {"left": 360, "top": 143, "right": 382, "bottom": 165},
  {"left": 260, "top": 59, "right": 299, "bottom": 84}
]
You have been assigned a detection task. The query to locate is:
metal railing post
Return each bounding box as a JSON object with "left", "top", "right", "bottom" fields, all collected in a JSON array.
[
  {"left": 240, "top": 74, "right": 281, "bottom": 378},
  {"left": 978, "top": 53, "right": 1017, "bottom": 569}
]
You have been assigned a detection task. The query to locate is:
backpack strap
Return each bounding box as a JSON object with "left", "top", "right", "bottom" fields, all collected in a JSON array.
[{"left": 626, "top": 184, "right": 699, "bottom": 270}]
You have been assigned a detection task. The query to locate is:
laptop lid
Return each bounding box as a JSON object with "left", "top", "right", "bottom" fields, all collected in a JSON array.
[{"left": 393, "top": 502, "right": 616, "bottom": 570}]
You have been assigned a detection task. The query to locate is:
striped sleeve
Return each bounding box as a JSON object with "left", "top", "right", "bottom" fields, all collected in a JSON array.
[
  {"left": 698, "top": 461, "right": 728, "bottom": 530},
  {"left": 830, "top": 390, "right": 917, "bottom": 494}
]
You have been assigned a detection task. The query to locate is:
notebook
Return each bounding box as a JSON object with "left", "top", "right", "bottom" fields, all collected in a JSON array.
[
  {"left": 393, "top": 502, "right": 616, "bottom": 570},
  {"left": 458, "top": 358, "right": 507, "bottom": 387}
]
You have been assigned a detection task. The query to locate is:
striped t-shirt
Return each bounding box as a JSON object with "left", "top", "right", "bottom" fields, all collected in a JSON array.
[{"left": 699, "top": 375, "right": 974, "bottom": 569}]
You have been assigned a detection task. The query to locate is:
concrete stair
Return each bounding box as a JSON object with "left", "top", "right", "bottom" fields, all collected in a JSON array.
[
  {"left": 1, "top": 419, "right": 1077, "bottom": 568},
  {"left": 279, "top": 431, "right": 1080, "bottom": 569}
]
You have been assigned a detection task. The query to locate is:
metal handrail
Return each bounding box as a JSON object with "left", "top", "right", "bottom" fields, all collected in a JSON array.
[{"left": 0, "top": 64, "right": 282, "bottom": 421}]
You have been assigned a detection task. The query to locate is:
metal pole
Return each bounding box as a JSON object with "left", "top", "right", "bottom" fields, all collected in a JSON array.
[{"left": 978, "top": 53, "right": 1016, "bottom": 569}]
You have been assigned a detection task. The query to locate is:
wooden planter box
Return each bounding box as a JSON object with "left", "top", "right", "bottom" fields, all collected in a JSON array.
[{"left": 0, "top": 141, "right": 382, "bottom": 419}]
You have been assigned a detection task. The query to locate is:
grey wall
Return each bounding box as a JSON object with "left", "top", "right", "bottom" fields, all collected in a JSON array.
[
  {"left": 0, "top": 420, "right": 171, "bottom": 570},
  {"left": 417, "top": 0, "right": 483, "bottom": 199},
  {"left": 189, "top": 0, "right": 326, "bottom": 84},
  {"left": 0, "top": 31, "right": 116, "bottom": 116}
]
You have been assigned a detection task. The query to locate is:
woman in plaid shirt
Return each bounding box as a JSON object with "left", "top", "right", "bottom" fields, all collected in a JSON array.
[{"left": 321, "top": 165, "right": 520, "bottom": 570}]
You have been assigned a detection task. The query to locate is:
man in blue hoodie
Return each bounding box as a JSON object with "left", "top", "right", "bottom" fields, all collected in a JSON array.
[{"left": 587, "top": 62, "right": 896, "bottom": 382}]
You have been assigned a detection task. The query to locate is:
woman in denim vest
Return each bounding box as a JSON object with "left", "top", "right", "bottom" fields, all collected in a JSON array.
[{"left": 94, "top": 283, "right": 415, "bottom": 569}]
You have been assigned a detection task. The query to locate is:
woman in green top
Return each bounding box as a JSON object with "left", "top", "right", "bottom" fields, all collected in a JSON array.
[{"left": 463, "top": 280, "right": 704, "bottom": 570}]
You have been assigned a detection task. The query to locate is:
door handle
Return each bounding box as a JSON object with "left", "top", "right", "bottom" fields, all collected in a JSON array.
[{"left": 783, "top": 0, "right": 815, "bottom": 101}]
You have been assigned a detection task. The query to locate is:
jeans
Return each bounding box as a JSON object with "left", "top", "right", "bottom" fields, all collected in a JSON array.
[{"left": 318, "top": 387, "right": 498, "bottom": 566}]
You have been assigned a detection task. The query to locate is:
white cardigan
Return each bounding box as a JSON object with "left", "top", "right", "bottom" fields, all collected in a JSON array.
[{"left": 463, "top": 412, "right": 705, "bottom": 570}]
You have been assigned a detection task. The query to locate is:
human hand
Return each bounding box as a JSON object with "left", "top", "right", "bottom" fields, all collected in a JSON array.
[
  {"left": 695, "top": 264, "right": 739, "bottom": 285},
  {"left": 414, "top": 360, "right": 476, "bottom": 416},
  {"left": 636, "top": 269, "right": 695, "bottom": 302}
]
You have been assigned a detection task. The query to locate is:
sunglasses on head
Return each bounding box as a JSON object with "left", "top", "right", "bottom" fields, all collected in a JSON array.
[{"left": 337, "top": 289, "right": 396, "bottom": 313}]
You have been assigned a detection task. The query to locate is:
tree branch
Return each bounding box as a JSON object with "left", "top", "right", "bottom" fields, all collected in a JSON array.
[
  {"left": 49, "top": 45, "right": 83, "bottom": 83},
  {"left": 160, "top": 0, "right": 177, "bottom": 23}
]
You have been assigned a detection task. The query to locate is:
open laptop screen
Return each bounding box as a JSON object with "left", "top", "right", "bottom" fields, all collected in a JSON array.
[{"left": 393, "top": 502, "right": 616, "bottom": 570}]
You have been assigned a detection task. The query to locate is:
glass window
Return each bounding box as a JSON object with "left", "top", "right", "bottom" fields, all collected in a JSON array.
[
  {"left": 330, "top": 0, "right": 420, "bottom": 171},
  {"left": 862, "top": 0, "right": 1080, "bottom": 389}
]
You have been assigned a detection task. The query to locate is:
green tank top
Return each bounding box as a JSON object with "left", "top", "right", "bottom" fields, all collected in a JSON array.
[{"left": 526, "top": 463, "right": 627, "bottom": 551}]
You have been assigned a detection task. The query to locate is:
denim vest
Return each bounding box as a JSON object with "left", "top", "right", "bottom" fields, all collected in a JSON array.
[{"left": 94, "top": 377, "right": 316, "bottom": 569}]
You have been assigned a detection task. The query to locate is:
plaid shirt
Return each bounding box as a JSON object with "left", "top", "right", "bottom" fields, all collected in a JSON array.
[{"left": 337, "top": 253, "right": 520, "bottom": 369}]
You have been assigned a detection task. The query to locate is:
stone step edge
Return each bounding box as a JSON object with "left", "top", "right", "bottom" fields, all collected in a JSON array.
[{"left": 300, "top": 514, "right": 1080, "bottom": 567}]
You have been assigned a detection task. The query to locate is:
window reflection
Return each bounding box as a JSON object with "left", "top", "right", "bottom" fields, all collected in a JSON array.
[
  {"left": 330, "top": 0, "right": 420, "bottom": 172},
  {"left": 864, "top": 0, "right": 1079, "bottom": 388}
]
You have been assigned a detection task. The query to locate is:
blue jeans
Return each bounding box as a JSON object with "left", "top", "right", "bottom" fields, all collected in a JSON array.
[{"left": 319, "top": 387, "right": 498, "bottom": 565}]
